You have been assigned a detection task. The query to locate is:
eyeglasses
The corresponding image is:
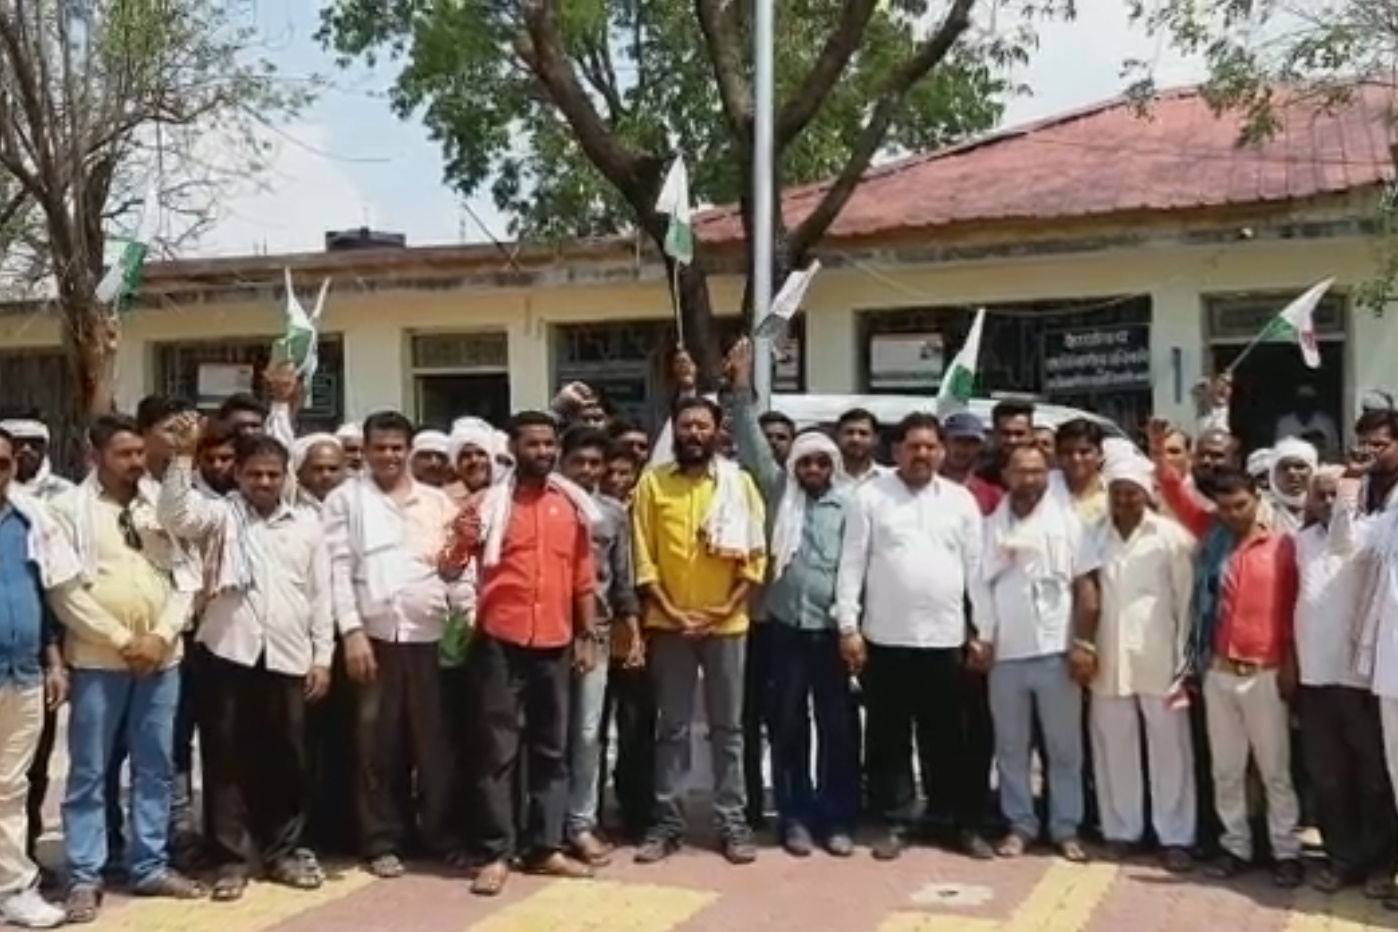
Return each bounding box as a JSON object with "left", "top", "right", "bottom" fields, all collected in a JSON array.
[
  {"left": 0, "top": 457, "right": 12, "bottom": 471},
  {"left": 117, "top": 507, "right": 144, "bottom": 552}
]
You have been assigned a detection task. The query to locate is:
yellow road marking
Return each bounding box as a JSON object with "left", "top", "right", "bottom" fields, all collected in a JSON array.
[
  {"left": 467, "top": 879, "right": 716, "bottom": 932},
  {"left": 880, "top": 862, "right": 1120, "bottom": 932},
  {"left": 86, "top": 869, "right": 377, "bottom": 932}
]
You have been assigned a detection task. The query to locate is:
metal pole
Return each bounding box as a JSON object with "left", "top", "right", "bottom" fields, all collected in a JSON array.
[{"left": 751, "top": 0, "right": 775, "bottom": 411}]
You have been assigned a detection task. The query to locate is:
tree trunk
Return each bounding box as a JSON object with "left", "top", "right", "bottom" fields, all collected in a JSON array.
[
  {"left": 63, "top": 302, "right": 116, "bottom": 424},
  {"left": 676, "top": 262, "right": 724, "bottom": 391}
]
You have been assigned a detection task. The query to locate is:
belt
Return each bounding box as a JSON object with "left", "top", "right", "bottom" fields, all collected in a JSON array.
[{"left": 1211, "top": 657, "right": 1276, "bottom": 677}]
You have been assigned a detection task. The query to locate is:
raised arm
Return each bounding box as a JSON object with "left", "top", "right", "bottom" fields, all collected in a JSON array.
[{"left": 158, "top": 456, "right": 228, "bottom": 541}]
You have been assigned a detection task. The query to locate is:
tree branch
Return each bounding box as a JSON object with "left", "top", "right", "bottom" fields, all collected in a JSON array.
[
  {"left": 787, "top": 0, "right": 977, "bottom": 259},
  {"left": 776, "top": 0, "right": 879, "bottom": 149},
  {"left": 694, "top": 0, "right": 753, "bottom": 135},
  {"left": 516, "top": 0, "right": 649, "bottom": 196},
  {"left": 576, "top": 38, "right": 625, "bottom": 125}
]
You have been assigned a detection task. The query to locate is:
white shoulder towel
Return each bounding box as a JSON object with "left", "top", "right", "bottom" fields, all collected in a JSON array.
[
  {"left": 703, "top": 457, "right": 765, "bottom": 561},
  {"left": 350, "top": 474, "right": 408, "bottom": 606},
  {"left": 479, "top": 472, "right": 601, "bottom": 568},
  {"left": 770, "top": 431, "right": 845, "bottom": 579}
]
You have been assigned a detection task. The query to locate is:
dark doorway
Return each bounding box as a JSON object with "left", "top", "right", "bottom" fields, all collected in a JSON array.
[
  {"left": 415, "top": 373, "right": 511, "bottom": 430},
  {"left": 1211, "top": 341, "right": 1346, "bottom": 460}
]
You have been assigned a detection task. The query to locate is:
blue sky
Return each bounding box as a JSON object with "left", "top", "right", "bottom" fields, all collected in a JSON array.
[{"left": 199, "top": 0, "right": 1203, "bottom": 257}]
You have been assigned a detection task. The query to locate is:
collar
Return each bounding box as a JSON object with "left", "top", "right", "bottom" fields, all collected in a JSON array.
[{"left": 1109, "top": 511, "right": 1158, "bottom": 543}]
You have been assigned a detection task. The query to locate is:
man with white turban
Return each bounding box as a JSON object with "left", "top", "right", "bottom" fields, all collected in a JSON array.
[
  {"left": 1265, "top": 437, "right": 1318, "bottom": 534},
  {"left": 410, "top": 430, "right": 452, "bottom": 488},
  {"left": 334, "top": 422, "right": 363, "bottom": 473},
  {"left": 724, "top": 340, "right": 857, "bottom": 858},
  {"left": 0, "top": 418, "right": 72, "bottom": 501},
  {"left": 289, "top": 434, "right": 346, "bottom": 510},
  {"left": 1086, "top": 454, "right": 1198, "bottom": 872},
  {"left": 445, "top": 419, "right": 503, "bottom": 508}
]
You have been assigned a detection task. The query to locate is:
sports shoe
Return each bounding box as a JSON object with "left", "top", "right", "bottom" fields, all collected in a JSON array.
[{"left": 1, "top": 886, "right": 66, "bottom": 928}]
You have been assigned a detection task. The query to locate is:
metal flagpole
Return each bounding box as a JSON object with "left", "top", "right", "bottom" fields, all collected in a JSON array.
[{"left": 751, "top": 0, "right": 776, "bottom": 410}]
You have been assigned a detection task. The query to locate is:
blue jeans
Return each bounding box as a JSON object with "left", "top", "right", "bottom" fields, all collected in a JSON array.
[
  {"left": 63, "top": 667, "right": 180, "bottom": 887},
  {"left": 769, "top": 625, "right": 858, "bottom": 835},
  {"left": 566, "top": 654, "right": 610, "bottom": 837},
  {"left": 989, "top": 654, "right": 1083, "bottom": 842}
]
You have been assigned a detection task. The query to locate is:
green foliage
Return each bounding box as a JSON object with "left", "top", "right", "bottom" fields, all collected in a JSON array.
[
  {"left": 1126, "top": 0, "right": 1398, "bottom": 316},
  {"left": 319, "top": 0, "right": 1023, "bottom": 241}
]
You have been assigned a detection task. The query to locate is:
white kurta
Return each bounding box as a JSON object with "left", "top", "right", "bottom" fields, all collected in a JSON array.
[{"left": 1087, "top": 512, "right": 1197, "bottom": 846}]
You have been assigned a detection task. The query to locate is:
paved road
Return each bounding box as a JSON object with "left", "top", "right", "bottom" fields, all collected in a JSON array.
[{"left": 62, "top": 842, "right": 1386, "bottom": 932}]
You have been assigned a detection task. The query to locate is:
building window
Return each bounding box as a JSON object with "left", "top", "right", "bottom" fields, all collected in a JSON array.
[
  {"left": 1204, "top": 289, "right": 1348, "bottom": 457},
  {"left": 551, "top": 316, "right": 803, "bottom": 430},
  {"left": 408, "top": 330, "right": 510, "bottom": 429},
  {"left": 859, "top": 297, "right": 1153, "bottom": 431},
  {"left": 153, "top": 337, "right": 346, "bottom": 433}
]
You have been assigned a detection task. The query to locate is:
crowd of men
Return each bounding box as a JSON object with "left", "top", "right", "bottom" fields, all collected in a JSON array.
[{"left": 1, "top": 340, "right": 1397, "bottom": 928}]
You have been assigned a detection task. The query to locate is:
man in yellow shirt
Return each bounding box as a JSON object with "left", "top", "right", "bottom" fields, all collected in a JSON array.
[
  {"left": 631, "top": 396, "right": 766, "bottom": 866},
  {"left": 46, "top": 416, "right": 205, "bottom": 921}
]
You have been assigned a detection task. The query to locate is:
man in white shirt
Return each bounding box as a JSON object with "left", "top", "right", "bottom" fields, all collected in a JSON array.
[
  {"left": 971, "top": 445, "right": 1100, "bottom": 862},
  {"left": 1298, "top": 470, "right": 1396, "bottom": 894},
  {"left": 1086, "top": 456, "right": 1196, "bottom": 872},
  {"left": 157, "top": 422, "right": 333, "bottom": 900},
  {"left": 323, "top": 411, "right": 469, "bottom": 878},
  {"left": 835, "top": 412, "right": 988, "bottom": 861}
]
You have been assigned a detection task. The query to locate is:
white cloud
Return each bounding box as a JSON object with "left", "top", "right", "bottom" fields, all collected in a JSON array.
[{"left": 195, "top": 121, "right": 375, "bottom": 257}]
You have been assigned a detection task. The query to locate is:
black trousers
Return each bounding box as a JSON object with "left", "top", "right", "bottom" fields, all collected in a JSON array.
[
  {"left": 199, "top": 649, "right": 309, "bottom": 870},
  {"left": 958, "top": 665, "right": 998, "bottom": 831},
  {"left": 171, "top": 633, "right": 201, "bottom": 834},
  {"left": 306, "top": 645, "right": 358, "bottom": 855},
  {"left": 768, "top": 627, "right": 858, "bottom": 835},
  {"left": 466, "top": 634, "right": 571, "bottom": 862},
  {"left": 355, "top": 640, "right": 455, "bottom": 858},
  {"left": 862, "top": 644, "right": 981, "bottom": 831},
  {"left": 1301, "top": 685, "right": 1396, "bottom": 874},
  {"left": 600, "top": 662, "right": 655, "bottom": 838},
  {"left": 742, "top": 623, "right": 776, "bottom": 827}
]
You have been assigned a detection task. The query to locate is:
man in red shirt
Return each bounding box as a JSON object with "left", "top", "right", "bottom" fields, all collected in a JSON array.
[
  {"left": 1153, "top": 423, "right": 1302, "bottom": 888},
  {"left": 444, "top": 411, "right": 599, "bottom": 896}
]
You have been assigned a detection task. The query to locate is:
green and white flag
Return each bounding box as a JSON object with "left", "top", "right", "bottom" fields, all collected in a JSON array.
[
  {"left": 754, "top": 260, "right": 821, "bottom": 340},
  {"left": 95, "top": 182, "right": 158, "bottom": 312},
  {"left": 273, "top": 268, "right": 331, "bottom": 383},
  {"left": 936, "top": 307, "right": 986, "bottom": 411},
  {"left": 1258, "top": 278, "right": 1331, "bottom": 369},
  {"left": 655, "top": 157, "right": 694, "bottom": 265}
]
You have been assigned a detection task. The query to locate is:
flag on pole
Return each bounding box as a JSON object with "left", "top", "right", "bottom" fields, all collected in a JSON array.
[
  {"left": 95, "top": 181, "right": 158, "bottom": 312},
  {"left": 754, "top": 260, "right": 821, "bottom": 340},
  {"left": 273, "top": 268, "right": 331, "bottom": 383},
  {"left": 936, "top": 307, "right": 987, "bottom": 409},
  {"left": 1258, "top": 278, "right": 1331, "bottom": 369},
  {"left": 655, "top": 157, "right": 694, "bottom": 265}
]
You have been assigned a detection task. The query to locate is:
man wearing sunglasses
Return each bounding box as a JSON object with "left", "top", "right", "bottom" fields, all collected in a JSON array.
[
  {"left": 45, "top": 416, "right": 207, "bottom": 921},
  {"left": 0, "top": 418, "right": 72, "bottom": 502}
]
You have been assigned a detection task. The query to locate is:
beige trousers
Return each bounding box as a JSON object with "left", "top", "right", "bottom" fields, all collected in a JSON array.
[
  {"left": 1203, "top": 669, "right": 1301, "bottom": 860},
  {"left": 0, "top": 683, "right": 43, "bottom": 895}
]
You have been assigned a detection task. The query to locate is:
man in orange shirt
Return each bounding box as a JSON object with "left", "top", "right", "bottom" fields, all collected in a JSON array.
[{"left": 444, "top": 411, "right": 600, "bottom": 897}]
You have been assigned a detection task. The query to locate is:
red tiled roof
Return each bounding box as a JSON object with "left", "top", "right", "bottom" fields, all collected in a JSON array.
[{"left": 695, "top": 85, "right": 1396, "bottom": 242}]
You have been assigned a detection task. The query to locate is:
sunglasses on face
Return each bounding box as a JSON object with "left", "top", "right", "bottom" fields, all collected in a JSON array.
[
  {"left": 117, "top": 507, "right": 144, "bottom": 552},
  {"left": 0, "top": 457, "right": 12, "bottom": 471}
]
